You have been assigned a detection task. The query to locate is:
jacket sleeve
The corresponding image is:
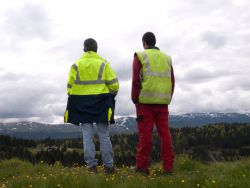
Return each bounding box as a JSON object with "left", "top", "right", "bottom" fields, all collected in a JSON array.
[
  {"left": 104, "top": 62, "right": 119, "bottom": 95},
  {"left": 67, "top": 64, "right": 77, "bottom": 95},
  {"left": 131, "top": 54, "right": 142, "bottom": 104}
]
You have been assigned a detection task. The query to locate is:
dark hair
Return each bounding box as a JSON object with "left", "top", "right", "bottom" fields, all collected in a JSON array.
[
  {"left": 83, "top": 38, "right": 98, "bottom": 52},
  {"left": 142, "top": 32, "right": 156, "bottom": 46}
]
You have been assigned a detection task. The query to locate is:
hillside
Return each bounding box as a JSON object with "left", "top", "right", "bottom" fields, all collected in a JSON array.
[
  {"left": 0, "top": 156, "right": 249, "bottom": 188},
  {"left": 1, "top": 123, "right": 250, "bottom": 166},
  {"left": 1, "top": 112, "right": 250, "bottom": 139}
]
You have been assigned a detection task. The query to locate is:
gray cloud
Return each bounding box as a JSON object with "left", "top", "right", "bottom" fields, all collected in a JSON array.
[
  {"left": 1, "top": 0, "right": 250, "bottom": 123},
  {"left": 179, "top": 67, "right": 233, "bottom": 84},
  {"left": 49, "top": 39, "right": 83, "bottom": 63},
  {"left": 202, "top": 31, "right": 227, "bottom": 49},
  {"left": 183, "top": 68, "right": 215, "bottom": 83},
  {"left": 3, "top": 3, "right": 52, "bottom": 40},
  {"left": 113, "top": 59, "right": 132, "bottom": 81},
  {"left": 171, "top": 82, "right": 250, "bottom": 114},
  {"left": 50, "top": 40, "right": 133, "bottom": 82},
  {"left": 98, "top": 45, "right": 133, "bottom": 82},
  {"left": 0, "top": 69, "right": 134, "bottom": 120},
  {"left": 218, "top": 75, "right": 250, "bottom": 92},
  {"left": 0, "top": 70, "right": 66, "bottom": 119},
  {"left": 115, "top": 81, "right": 135, "bottom": 116}
]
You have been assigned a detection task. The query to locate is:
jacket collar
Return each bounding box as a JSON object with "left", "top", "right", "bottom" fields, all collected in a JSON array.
[{"left": 81, "top": 51, "right": 106, "bottom": 62}]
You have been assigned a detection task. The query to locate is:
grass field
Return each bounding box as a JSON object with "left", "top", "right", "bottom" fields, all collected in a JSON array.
[{"left": 0, "top": 156, "right": 250, "bottom": 188}]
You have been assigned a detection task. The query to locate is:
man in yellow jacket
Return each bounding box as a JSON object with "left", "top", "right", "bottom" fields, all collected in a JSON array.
[{"left": 65, "top": 38, "right": 119, "bottom": 174}]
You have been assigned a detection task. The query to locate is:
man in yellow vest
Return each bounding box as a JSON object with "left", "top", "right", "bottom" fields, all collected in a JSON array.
[
  {"left": 131, "top": 32, "right": 175, "bottom": 175},
  {"left": 65, "top": 38, "right": 119, "bottom": 174}
]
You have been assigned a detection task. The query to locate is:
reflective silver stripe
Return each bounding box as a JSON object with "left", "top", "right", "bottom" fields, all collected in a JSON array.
[
  {"left": 106, "top": 78, "right": 118, "bottom": 85},
  {"left": 72, "top": 64, "right": 77, "bottom": 71},
  {"left": 72, "top": 64, "right": 80, "bottom": 81},
  {"left": 74, "top": 80, "right": 106, "bottom": 85},
  {"left": 73, "top": 62, "right": 107, "bottom": 85},
  {"left": 141, "top": 51, "right": 171, "bottom": 78},
  {"left": 140, "top": 91, "right": 171, "bottom": 99},
  {"left": 67, "top": 84, "right": 72, "bottom": 88},
  {"left": 142, "top": 51, "right": 150, "bottom": 71},
  {"left": 98, "top": 62, "right": 105, "bottom": 80}
]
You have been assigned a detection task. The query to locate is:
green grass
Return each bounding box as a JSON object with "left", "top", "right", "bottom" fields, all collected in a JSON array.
[{"left": 0, "top": 156, "right": 250, "bottom": 188}]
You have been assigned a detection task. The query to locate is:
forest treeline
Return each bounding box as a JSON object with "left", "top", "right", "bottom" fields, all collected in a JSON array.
[{"left": 1, "top": 123, "right": 250, "bottom": 166}]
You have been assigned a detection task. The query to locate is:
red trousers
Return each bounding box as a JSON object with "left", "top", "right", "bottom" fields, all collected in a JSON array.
[{"left": 135, "top": 104, "right": 174, "bottom": 172}]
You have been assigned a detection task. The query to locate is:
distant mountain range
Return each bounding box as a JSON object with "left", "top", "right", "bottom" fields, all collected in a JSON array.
[{"left": 0, "top": 112, "right": 250, "bottom": 139}]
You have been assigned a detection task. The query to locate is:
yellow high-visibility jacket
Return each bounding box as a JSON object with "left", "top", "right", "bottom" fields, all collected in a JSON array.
[{"left": 64, "top": 51, "right": 119, "bottom": 125}]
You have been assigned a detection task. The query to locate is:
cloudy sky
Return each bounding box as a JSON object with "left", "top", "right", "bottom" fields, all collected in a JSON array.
[{"left": 0, "top": 0, "right": 249, "bottom": 123}]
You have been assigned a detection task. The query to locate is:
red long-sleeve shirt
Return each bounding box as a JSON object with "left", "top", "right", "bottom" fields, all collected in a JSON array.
[{"left": 131, "top": 54, "right": 175, "bottom": 104}]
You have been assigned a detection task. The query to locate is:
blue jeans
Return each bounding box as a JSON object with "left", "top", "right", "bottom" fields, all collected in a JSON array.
[{"left": 80, "top": 123, "right": 114, "bottom": 168}]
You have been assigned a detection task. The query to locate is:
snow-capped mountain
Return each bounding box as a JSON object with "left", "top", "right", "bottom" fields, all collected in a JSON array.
[
  {"left": 169, "top": 112, "right": 250, "bottom": 127},
  {"left": 0, "top": 113, "right": 250, "bottom": 139}
]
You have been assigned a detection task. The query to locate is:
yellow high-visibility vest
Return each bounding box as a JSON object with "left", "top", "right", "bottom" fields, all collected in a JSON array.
[{"left": 136, "top": 49, "right": 172, "bottom": 104}]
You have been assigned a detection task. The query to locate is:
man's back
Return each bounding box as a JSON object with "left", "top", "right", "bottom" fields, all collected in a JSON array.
[
  {"left": 77, "top": 52, "right": 105, "bottom": 82},
  {"left": 65, "top": 40, "right": 119, "bottom": 125},
  {"left": 68, "top": 52, "right": 113, "bottom": 96},
  {"left": 136, "top": 48, "right": 173, "bottom": 104}
]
